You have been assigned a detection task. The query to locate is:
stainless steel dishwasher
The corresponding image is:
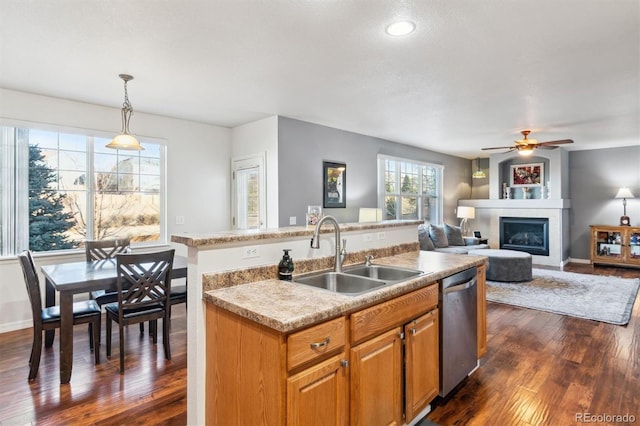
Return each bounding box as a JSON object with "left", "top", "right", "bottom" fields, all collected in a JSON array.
[{"left": 439, "top": 267, "right": 478, "bottom": 397}]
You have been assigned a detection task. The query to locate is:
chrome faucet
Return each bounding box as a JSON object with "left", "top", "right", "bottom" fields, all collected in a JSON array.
[
  {"left": 310, "top": 215, "right": 346, "bottom": 273},
  {"left": 364, "top": 254, "right": 374, "bottom": 266}
]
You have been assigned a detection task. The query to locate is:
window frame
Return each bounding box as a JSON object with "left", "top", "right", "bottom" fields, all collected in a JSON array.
[
  {"left": 377, "top": 154, "right": 444, "bottom": 223},
  {"left": 0, "top": 120, "right": 167, "bottom": 257}
]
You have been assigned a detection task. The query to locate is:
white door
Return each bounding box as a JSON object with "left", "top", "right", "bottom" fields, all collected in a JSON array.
[{"left": 231, "top": 154, "right": 266, "bottom": 230}]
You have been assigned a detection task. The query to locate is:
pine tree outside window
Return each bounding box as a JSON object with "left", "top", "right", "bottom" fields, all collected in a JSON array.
[
  {"left": 0, "top": 126, "right": 165, "bottom": 256},
  {"left": 378, "top": 154, "right": 443, "bottom": 223}
]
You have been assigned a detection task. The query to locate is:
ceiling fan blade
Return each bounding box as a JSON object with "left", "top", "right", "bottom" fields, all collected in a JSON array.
[
  {"left": 481, "top": 146, "right": 516, "bottom": 151},
  {"left": 537, "top": 145, "right": 558, "bottom": 150},
  {"left": 538, "top": 139, "right": 574, "bottom": 146}
]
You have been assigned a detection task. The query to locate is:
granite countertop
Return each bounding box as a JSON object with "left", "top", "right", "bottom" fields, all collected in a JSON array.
[
  {"left": 203, "top": 250, "right": 487, "bottom": 333},
  {"left": 171, "top": 220, "right": 422, "bottom": 247}
]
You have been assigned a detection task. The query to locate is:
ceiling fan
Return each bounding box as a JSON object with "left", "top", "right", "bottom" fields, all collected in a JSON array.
[{"left": 482, "top": 130, "right": 574, "bottom": 156}]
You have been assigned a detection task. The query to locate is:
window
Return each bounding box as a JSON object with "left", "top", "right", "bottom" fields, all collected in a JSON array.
[
  {"left": 378, "top": 155, "right": 443, "bottom": 223},
  {"left": 0, "top": 125, "right": 165, "bottom": 256}
]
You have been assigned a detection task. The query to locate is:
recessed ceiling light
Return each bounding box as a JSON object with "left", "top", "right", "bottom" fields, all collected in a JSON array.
[{"left": 385, "top": 21, "right": 416, "bottom": 37}]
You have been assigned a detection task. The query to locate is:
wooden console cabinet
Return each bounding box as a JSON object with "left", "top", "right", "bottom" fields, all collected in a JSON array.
[{"left": 590, "top": 225, "right": 640, "bottom": 269}]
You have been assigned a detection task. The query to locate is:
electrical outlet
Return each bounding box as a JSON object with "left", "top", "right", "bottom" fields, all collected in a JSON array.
[
  {"left": 377, "top": 232, "right": 386, "bottom": 240},
  {"left": 363, "top": 233, "right": 374, "bottom": 242},
  {"left": 289, "top": 216, "right": 297, "bottom": 225},
  {"left": 175, "top": 215, "right": 185, "bottom": 225},
  {"left": 242, "top": 246, "right": 260, "bottom": 259}
]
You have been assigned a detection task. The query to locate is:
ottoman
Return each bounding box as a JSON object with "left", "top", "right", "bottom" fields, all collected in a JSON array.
[{"left": 467, "top": 249, "right": 532, "bottom": 282}]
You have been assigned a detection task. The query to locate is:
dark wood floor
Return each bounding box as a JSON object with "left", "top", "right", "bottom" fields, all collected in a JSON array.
[
  {"left": 427, "top": 263, "right": 640, "bottom": 426},
  {"left": 1, "top": 264, "right": 638, "bottom": 425},
  {"left": 0, "top": 305, "right": 188, "bottom": 425}
]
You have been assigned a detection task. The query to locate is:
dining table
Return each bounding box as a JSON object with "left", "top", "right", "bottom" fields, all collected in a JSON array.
[{"left": 41, "top": 254, "right": 188, "bottom": 384}]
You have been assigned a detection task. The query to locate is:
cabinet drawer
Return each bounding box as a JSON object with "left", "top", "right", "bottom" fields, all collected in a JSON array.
[
  {"left": 287, "top": 316, "right": 346, "bottom": 371},
  {"left": 351, "top": 284, "right": 438, "bottom": 345}
]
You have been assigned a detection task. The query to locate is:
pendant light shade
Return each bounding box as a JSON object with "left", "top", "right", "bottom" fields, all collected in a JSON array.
[
  {"left": 106, "top": 74, "right": 144, "bottom": 151},
  {"left": 471, "top": 158, "right": 486, "bottom": 179}
]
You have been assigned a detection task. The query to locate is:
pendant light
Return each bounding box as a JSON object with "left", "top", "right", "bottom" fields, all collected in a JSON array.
[
  {"left": 106, "top": 74, "right": 144, "bottom": 151},
  {"left": 471, "top": 158, "right": 486, "bottom": 179}
]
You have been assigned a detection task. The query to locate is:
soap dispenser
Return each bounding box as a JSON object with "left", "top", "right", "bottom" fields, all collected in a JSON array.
[{"left": 278, "top": 249, "right": 294, "bottom": 281}]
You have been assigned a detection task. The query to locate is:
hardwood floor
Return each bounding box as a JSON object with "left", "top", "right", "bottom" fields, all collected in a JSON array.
[
  {"left": 1, "top": 264, "right": 638, "bottom": 425},
  {"left": 427, "top": 263, "right": 640, "bottom": 426},
  {"left": 0, "top": 305, "right": 187, "bottom": 425}
]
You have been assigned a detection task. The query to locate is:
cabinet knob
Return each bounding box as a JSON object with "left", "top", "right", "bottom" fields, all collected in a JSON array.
[
  {"left": 341, "top": 359, "right": 349, "bottom": 368},
  {"left": 410, "top": 328, "right": 417, "bottom": 335},
  {"left": 310, "top": 337, "right": 330, "bottom": 349}
]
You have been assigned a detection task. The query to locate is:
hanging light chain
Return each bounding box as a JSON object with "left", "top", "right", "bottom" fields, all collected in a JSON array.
[{"left": 119, "top": 74, "right": 134, "bottom": 134}]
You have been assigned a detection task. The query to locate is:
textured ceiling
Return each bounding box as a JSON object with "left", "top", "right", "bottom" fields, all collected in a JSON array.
[{"left": 1, "top": 0, "right": 638, "bottom": 158}]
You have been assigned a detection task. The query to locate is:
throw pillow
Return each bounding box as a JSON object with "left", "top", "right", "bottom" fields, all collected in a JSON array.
[
  {"left": 444, "top": 223, "right": 465, "bottom": 246},
  {"left": 418, "top": 225, "right": 435, "bottom": 251},
  {"left": 428, "top": 224, "right": 449, "bottom": 248}
]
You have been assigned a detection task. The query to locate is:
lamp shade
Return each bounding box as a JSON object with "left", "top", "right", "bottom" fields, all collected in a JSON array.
[
  {"left": 457, "top": 206, "right": 475, "bottom": 219},
  {"left": 106, "top": 134, "right": 144, "bottom": 151},
  {"left": 359, "top": 208, "right": 383, "bottom": 222},
  {"left": 615, "top": 187, "right": 635, "bottom": 199}
]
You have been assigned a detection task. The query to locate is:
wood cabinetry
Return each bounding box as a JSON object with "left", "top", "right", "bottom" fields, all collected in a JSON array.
[
  {"left": 476, "top": 264, "right": 487, "bottom": 357},
  {"left": 590, "top": 225, "right": 640, "bottom": 269},
  {"left": 206, "top": 268, "right": 485, "bottom": 425},
  {"left": 350, "top": 327, "right": 404, "bottom": 426},
  {"left": 404, "top": 309, "right": 439, "bottom": 422},
  {"left": 349, "top": 285, "right": 439, "bottom": 425},
  {"left": 287, "top": 353, "right": 349, "bottom": 426}
]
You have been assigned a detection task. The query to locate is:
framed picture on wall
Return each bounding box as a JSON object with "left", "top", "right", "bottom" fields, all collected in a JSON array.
[
  {"left": 323, "top": 161, "right": 346, "bottom": 208},
  {"left": 510, "top": 163, "right": 543, "bottom": 187}
]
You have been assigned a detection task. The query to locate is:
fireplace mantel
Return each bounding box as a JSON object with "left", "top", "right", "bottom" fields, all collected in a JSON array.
[{"left": 457, "top": 199, "right": 571, "bottom": 210}]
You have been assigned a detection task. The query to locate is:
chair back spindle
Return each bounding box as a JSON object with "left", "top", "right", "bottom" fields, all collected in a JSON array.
[{"left": 85, "top": 238, "right": 131, "bottom": 261}]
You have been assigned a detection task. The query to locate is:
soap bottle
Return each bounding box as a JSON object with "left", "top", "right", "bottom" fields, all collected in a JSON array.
[{"left": 278, "top": 249, "right": 294, "bottom": 281}]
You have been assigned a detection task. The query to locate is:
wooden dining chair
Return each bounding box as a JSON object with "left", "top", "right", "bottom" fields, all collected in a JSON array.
[
  {"left": 105, "top": 249, "right": 175, "bottom": 374},
  {"left": 18, "top": 250, "right": 101, "bottom": 381},
  {"left": 85, "top": 238, "right": 131, "bottom": 306}
]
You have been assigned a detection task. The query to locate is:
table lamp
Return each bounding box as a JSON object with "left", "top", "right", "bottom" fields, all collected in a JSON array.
[
  {"left": 615, "top": 187, "right": 635, "bottom": 226},
  {"left": 457, "top": 206, "right": 475, "bottom": 236}
]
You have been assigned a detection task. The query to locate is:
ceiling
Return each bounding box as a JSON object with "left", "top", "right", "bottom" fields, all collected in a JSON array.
[{"left": 1, "top": 1, "right": 638, "bottom": 159}]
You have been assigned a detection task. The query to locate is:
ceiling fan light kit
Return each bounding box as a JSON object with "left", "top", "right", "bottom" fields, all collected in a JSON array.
[{"left": 481, "top": 130, "right": 574, "bottom": 155}]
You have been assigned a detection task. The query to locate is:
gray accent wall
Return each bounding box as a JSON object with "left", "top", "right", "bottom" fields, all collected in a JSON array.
[
  {"left": 277, "top": 117, "right": 470, "bottom": 227},
  {"left": 569, "top": 145, "right": 640, "bottom": 260}
]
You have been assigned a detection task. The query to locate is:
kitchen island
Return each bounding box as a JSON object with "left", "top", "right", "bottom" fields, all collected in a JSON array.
[{"left": 171, "top": 220, "right": 487, "bottom": 425}]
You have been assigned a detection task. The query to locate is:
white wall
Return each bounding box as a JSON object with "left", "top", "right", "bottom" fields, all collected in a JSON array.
[
  {"left": 231, "top": 115, "right": 279, "bottom": 228},
  {"left": 0, "top": 88, "right": 232, "bottom": 332}
]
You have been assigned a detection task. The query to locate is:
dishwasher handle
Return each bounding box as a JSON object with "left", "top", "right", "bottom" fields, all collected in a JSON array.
[{"left": 443, "top": 277, "right": 476, "bottom": 294}]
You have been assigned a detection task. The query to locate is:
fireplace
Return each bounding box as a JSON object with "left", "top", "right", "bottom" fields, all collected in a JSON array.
[{"left": 500, "top": 217, "right": 549, "bottom": 256}]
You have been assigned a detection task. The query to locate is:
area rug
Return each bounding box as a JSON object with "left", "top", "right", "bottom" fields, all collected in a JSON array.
[{"left": 486, "top": 268, "right": 640, "bottom": 325}]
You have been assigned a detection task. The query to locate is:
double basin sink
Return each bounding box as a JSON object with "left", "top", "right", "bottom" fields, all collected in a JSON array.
[{"left": 293, "top": 264, "right": 424, "bottom": 296}]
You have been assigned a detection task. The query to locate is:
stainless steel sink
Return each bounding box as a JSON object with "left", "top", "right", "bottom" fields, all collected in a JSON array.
[
  {"left": 342, "top": 265, "right": 423, "bottom": 282},
  {"left": 293, "top": 271, "right": 388, "bottom": 296}
]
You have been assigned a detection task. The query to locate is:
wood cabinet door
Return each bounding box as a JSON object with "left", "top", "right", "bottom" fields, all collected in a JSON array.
[
  {"left": 624, "top": 228, "right": 640, "bottom": 266},
  {"left": 404, "top": 309, "right": 439, "bottom": 423},
  {"left": 287, "top": 353, "right": 349, "bottom": 426},
  {"left": 350, "top": 327, "right": 403, "bottom": 426},
  {"left": 476, "top": 264, "right": 487, "bottom": 357}
]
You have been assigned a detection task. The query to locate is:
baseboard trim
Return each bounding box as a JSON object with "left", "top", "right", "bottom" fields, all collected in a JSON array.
[
  {"left": 0, "top": 319, "right": 31, "bottom": 334},
  {"left": 568, "top": 257, "right": 591, "bottom": 264}
]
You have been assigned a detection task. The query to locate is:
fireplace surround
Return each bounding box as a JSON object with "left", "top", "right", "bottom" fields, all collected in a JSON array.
[{"left": 500, "top": 217, "right": 549, "bottom": 256}]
